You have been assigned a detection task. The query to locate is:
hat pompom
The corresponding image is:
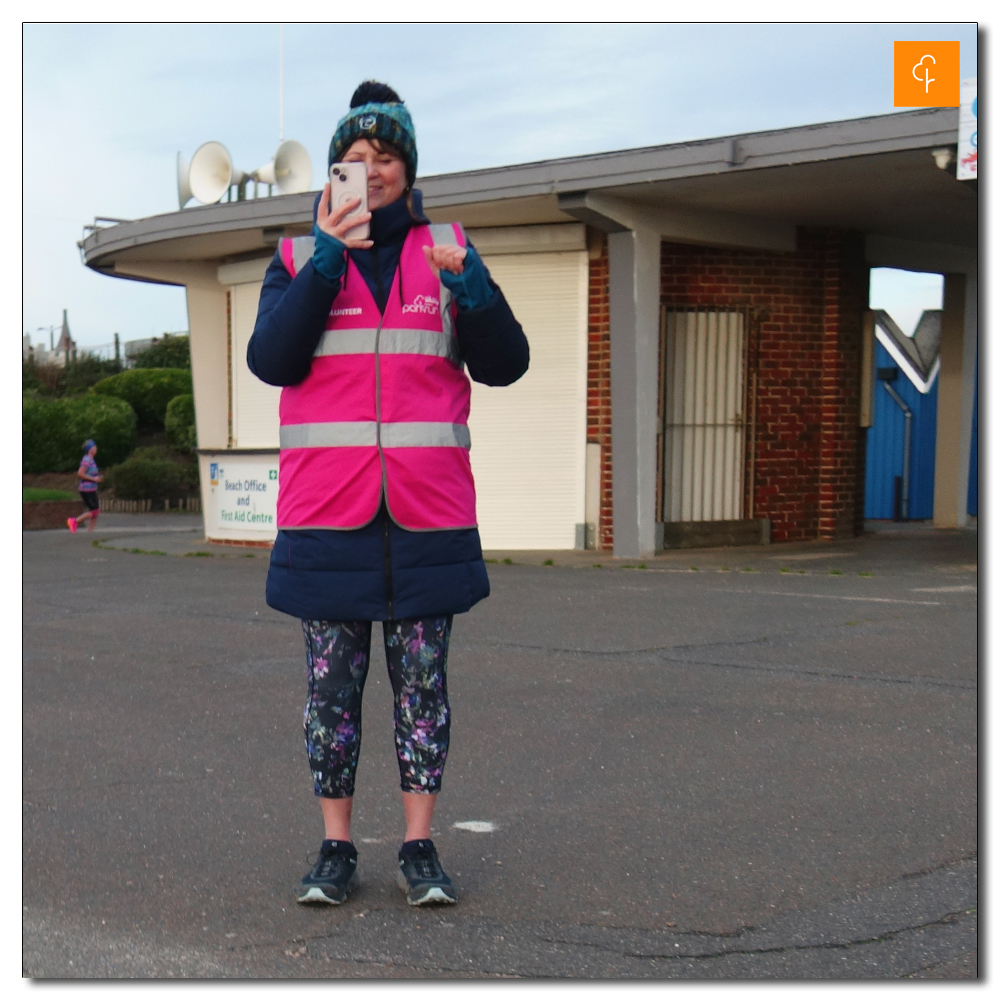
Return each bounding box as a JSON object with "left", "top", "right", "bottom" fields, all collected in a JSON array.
[{"left": 350, "top": 81, "right": 402, "bottom": 108}]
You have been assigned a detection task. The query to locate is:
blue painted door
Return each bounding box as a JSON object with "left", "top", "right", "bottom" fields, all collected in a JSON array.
[{"left": 864, "top": 340, "right": 938, "bottom": 520}]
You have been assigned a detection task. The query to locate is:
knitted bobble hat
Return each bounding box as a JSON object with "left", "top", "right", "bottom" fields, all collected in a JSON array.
[{"left": 328, "top": 81, "right": 417, "bottom": 187}]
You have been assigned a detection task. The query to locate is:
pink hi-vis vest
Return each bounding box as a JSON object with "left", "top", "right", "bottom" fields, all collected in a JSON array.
[{"left": 276, "top": 223, "right": 477, "bottom": 531}]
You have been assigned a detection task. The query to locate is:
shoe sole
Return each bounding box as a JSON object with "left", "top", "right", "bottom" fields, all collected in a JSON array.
[
  {"left": 396, "top": 871, "right": 458, "bottom": 906},
  {"left": 296, "top": 871, "right": 359, "bottom": 905}
]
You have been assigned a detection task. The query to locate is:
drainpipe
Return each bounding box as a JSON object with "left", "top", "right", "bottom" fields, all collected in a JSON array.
[{"left": 882, "top": 382, "right": 912, "bottom": 521}]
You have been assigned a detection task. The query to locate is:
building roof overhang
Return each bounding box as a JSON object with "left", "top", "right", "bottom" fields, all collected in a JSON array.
[{"left": 80, "top": 107, "right": 976, "bottom": 283}]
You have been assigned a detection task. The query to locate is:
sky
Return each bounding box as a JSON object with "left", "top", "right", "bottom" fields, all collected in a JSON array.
[
  {"left": 868, "top": 269, "right": 944, "bottom": 337},
  {"left": 22, "top": 21, "right": 978, "bottom": 349}
]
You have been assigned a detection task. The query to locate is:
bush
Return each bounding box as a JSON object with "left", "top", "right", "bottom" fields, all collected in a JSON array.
[
  {"left": 104, "top": 445, "right": 199, "bottom": 501},
  {"left": 62, "top": 355, "right": 125, "bottom": 395},
  {"left": 92, "top": 368, "right": 192, "bottom": 429},
  {"left": 105, "top": 456, "right": 181, "bottom": 500},
  {"left": 132, "top": 334, "right": 190, "bottom": 370},
  {"left": 165, "top": 394, "right": 197, "bottom": 453},
  {"left": 22, "top": 395, "right": 137, "bottom": 473}
]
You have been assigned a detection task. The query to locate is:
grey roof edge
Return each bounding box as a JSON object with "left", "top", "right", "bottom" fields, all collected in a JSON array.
[
  {"left": 81, "top": 107, "right": 958, "bottom": 269},
  {"left": 416, "top": 107, "right": 960, "bottom": 206},
  {"left": 81, "top": 192, "right": 317, "bottom": 269}
]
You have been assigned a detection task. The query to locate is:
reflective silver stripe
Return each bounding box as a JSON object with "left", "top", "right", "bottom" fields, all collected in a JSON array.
[
  {"left": 428, "top": 223, "right": 459, "bottom": 247},
  {"left": 381, "top": 422, "right": 470, "bottom": 449},
  {"left": 439, "top": 284, "right": 454, "bottom": 340},
  {"left": 314, "top": 327, "right": 458, "bottom": 363},
  {"left": 280, "top": 421, "right": 470, "bottom": 449},
  {"left": 380, "top": 328, "right": 458, "bottom": 362},
  {"left": 291, "top": 236, "right": 316, "bottom": 276},
  {"left": 428, "top": 223, "right": 464, "bottom": 339},
  {"left": 314, "top": 329, "right": 378, "bottom": 356},
  {"left": 280, "top": 422, "right": 377, "bottom": 448}
]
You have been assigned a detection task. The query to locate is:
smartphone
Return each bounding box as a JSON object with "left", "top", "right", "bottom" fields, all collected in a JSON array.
[{"left": 328, "top": 161, "right": 369, "bottom": 241}]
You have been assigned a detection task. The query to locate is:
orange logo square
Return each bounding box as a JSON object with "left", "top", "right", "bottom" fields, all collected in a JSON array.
[{"left": 894, "top": 41, "right": 960, "bottom": 107}]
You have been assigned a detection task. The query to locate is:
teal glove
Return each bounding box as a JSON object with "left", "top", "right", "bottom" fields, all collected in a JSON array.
[
  {"left": 311, "top": 225, "right": 347, "bottom": 283},
  {"left": 439, "top": 245, "right": 493, "bottom": 312}
]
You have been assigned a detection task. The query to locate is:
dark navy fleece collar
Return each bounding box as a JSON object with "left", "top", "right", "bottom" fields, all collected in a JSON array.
[
  {"left": 369, "top": 189, "right": 431, "bottom": 245},
  {"left": 369, "top": 195, "right": 411, "bottom": 247}
]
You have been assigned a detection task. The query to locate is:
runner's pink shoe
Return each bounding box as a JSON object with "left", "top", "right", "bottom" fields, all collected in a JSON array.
[{"left": 67, "top": 518, "right": 78, "bottom": 534}]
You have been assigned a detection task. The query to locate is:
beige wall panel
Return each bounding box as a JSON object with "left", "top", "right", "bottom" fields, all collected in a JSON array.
[
  {"left": 185, "top": 278, "right": 230, "bottom": 451},
  {"left": 230, "top": 282, "right": 282, "bottom": 449},
  {"left": 470, "top": 250, "right": 588, "bottom": 549}
]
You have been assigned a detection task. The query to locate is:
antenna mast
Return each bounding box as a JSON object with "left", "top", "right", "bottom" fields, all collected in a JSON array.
[{"left": 278, "top": 24, "right": 284, "bottom": 142}]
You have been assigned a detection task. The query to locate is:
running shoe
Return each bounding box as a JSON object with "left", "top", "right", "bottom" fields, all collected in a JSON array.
[
  {"left": 67, "top": 518, "right": 77, "bottom": 534},
  {"left": 296, "top": 840, "right": 359, "bottom": 905},
  {"left": 397, "top": 839, "right": 458, "bottom": 906}
]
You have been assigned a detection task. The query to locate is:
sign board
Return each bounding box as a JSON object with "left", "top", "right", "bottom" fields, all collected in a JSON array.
[
  {"left": 958, "top": 77, "right": 977, "bottom": 180},
  {"left": 202, "top": 453, "right": 279, "bottom": 542}
]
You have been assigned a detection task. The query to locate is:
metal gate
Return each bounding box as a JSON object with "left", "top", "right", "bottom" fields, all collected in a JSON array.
[{"left": 658, "top": 308, "right": 753, "bottom": 522}]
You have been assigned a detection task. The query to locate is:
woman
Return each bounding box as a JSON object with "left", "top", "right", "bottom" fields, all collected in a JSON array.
[
  {"left": 248, "top": 81, "right": 529, "bottom": 907},
  {"left": 67, "top": 439, "right": 101, "bottom": 533}
]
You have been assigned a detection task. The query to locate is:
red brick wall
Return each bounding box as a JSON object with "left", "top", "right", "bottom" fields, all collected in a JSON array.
[
  {"left": 586, "top": 235, "right": 615, "bottom": 551},
  {"left": 658, "top": 229, "right": 867, "bottom": 543},
  {"left": 584, "top": 227, "right": 866, "bottom": 548}
]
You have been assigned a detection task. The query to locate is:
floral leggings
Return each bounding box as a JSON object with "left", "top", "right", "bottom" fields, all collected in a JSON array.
[{"left": 300, "top": 616, "right": 453, "bottom": 798}]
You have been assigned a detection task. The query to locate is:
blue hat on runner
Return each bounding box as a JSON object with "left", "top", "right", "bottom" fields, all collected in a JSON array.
[{"left": 83, "top": 439, "right": 96, "bottom": 452}]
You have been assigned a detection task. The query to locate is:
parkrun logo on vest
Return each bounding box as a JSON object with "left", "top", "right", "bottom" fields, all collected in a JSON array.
[
  {"left": 402, "top": 294, "right": 440, "bottom": 316},
  {"left": 332, "top": 307, "right": 363, "bottom": 316}
]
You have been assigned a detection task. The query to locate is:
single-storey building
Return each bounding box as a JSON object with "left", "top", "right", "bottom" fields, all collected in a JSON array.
[{"left": 80, "top": 106, "right": 978, "bottom": 556}]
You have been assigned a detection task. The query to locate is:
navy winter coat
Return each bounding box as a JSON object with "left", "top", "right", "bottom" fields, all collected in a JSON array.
[{"left": 247, "top": 190, "right": 530, "bottom": 622}]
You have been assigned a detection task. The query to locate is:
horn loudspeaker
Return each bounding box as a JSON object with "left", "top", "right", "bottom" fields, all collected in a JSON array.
[
  {"left": 252, "top": 139, "right": 312, "bottom": 194},
  {"left": 177, "top": 152, "right": 193, "bottom": 209},
  {"left": 188, "top": 141, "right": 247, "bottom": 205}
]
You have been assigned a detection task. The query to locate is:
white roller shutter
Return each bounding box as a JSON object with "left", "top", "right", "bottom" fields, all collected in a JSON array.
[
  {"left": 469, "top": 250, "right": 589, "bottom": 549},
  {"left": 230, "top": 281, "right": 281, "bottom": 448},
  {"left": 223, "top": 243, "right": 589, "bottom": 550}
]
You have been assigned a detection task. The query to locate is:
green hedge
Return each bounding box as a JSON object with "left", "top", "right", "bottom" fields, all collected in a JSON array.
[
  {"left": 132, "top": 334, "right": 190, "bottom": 370},
  {"left": 165, "top": 394, "right": 197, "bottom": 453},
  {"left": 92, "top": 368, "right": 193, "bottom": 428},
  {"left": 104, "top": 446, "right": 199, "bottom": 501},
  {"left": 22, "top": 395, "right": 137, "bottom": 473}
]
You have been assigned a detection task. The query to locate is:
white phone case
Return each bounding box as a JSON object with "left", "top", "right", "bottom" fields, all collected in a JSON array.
[{"left": 328, "top": 161, "right": 369, "bottom": 241}]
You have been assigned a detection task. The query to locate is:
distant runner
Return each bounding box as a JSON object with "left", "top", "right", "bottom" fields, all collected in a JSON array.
[{"left": 67, "top": 439, "right": 102, "bottom": 533}]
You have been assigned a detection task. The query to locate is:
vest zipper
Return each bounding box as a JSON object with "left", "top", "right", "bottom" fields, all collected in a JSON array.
[
  {"left": 374, "top": 312, "right": 394, "bottom": 618},
  {"left": 382, "top": 509, "right": 394, "bottom": 621}
]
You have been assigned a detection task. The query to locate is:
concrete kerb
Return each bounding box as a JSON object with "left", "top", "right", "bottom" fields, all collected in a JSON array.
[{"left": 47, "top": 513, "right": 979, "bottom": 574}]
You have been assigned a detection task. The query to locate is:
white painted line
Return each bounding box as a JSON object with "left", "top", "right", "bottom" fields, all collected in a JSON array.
[
  {"left": 766, "top": 552, "right": 855, "bottom": 561},
  {"left": 911, "top": 585, "right": 977, "bottom": 593},
  {"left": 452, "top": 821, "right": 496, "bottom": 833},
  {"left": 714, "top": 589, "right": 941, "bottom": 606}
]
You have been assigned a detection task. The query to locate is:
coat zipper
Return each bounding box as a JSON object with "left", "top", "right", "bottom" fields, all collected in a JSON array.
[{"left": 382, "top": 509, "right": 394, "bottom": 621}]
